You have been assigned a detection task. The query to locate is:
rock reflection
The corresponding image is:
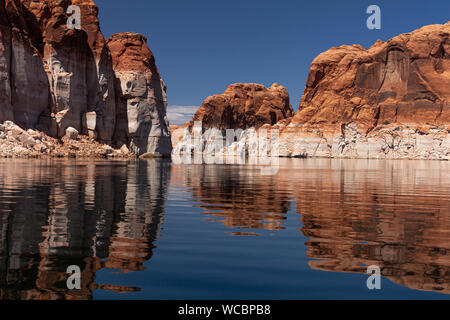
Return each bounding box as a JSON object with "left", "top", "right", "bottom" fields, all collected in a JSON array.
[
  {"left": 174, "top": 158, "right": 450, "bottom": 295},
  {"left": 0, "top": 159, "right": 171, "bottom": 300},
  {"left": 172, "top": 164, "right": 292, "bottom": 233},
  {"left": 293, "top": 159, "right": 450, "bottom": 294},
  {"left": 1, "top": 157, "right": 449, "bottom": 298}
]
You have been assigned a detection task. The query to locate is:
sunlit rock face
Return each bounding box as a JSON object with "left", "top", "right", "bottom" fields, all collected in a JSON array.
[
  {"left": 294, "top": 23, "right": 450, "bottom": 127},
  {"left": 190, "top": 83, "right": 294, "bottom": 130},
  {"left": 2, "top": 0, "right": 116, "bottom": 140},
  {"left": 0, "top": 0, "right": 172, "bottom": 155},
  {"left": 107, "top": 32, "right": 172, "bottom": 157},
  {"left": 280, "top": 22, "right": 450, "bottom": 160},
  {"left": 172, "top": 83, "right": 294, "bottom": 156}
]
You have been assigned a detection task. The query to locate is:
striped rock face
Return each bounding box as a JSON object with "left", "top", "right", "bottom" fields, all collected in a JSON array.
[
  {"left": 293, "top": 22, "right": 450, "bottom": 128},
  {"left": 0, "top": 0, "right": 172, "bottom": 156},
  {"left": 107, "top": 32, "right": 172, "bottom": 157}
]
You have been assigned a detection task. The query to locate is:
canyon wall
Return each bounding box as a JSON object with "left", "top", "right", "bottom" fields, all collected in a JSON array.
[
  {"left": 280, "top": 22, "right": 450, "bottom": 160},
  {"left": 107, "top": 33, "right": 171, "bottom": 156},
  {"left": 0, "top": 0, "right": 172, "bottom": 157}
]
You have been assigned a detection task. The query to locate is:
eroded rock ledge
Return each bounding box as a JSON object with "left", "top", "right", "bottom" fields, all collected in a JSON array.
[
  {"left": 189, "top": 83, "right": 294, "bottom": 130},
  {"left": 278, "top": 122, "right": 449, "bottom": 160}
]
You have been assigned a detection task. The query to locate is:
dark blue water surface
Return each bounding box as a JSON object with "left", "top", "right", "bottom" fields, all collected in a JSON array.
[{"left": 0, "top": 158, "right": 449, "bottom": 300}]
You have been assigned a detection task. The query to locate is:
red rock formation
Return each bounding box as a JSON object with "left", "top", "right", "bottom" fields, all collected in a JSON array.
[
  {"left": 172, "top": 83, "right": 294, "bottom": 154},
  {"left": 293, "top": 22, "right": 450, "bottom": 127},
  {"left": 107, "top": 32, "right": 172, "bottom": 156},
  {"left": 17, "top": 0, "right": 116, "bottom": 141},
  {"left": 278, "top": 22, "right": 450, "bottom": 159},
  {"left": 190, "top": 83, "right": 294, "bottom": 130},
  {"left": 0, "top": 0, "right": 172, "bottom": 156}
]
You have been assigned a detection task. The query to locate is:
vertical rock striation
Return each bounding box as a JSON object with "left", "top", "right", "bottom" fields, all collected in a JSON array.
[
  {"left": 0, "top": 0, "right": 13, "bottom": 122},
  {"left": 107, "top": 32, "right": 172, "bottom": 157},
  {"left": 2, "top": 0, "right": 49, "bottom": 128},
  {"left": 0, "top": 0, "right": 172, "bottom": 156}
]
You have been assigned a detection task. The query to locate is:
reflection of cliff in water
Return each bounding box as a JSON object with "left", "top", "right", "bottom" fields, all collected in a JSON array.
[
  {"left": 1, "top": 158, "right": 449, "bottom": 298},
  {"left": 0, "top": 159, "right": 171, "bottom": 300},
  {"left": 172, "top": 164, "right": 292, "bottom": 234},
  {"left": 294, "top": 159, "right": 450, "bottom": 295},
  {"left": 174, "top": 159, "right": 450, "bottom": 294}
]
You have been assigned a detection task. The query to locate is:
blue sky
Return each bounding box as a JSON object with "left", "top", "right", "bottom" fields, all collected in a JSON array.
[{"left": 96, "top": 0, "right": 450, "bottom": 124}]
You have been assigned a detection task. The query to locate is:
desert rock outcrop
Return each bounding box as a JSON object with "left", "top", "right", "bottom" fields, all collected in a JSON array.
[
  {"left": 190, "top": 83, "right": 294, "bottom": 130},
  {"left": 172, "top": 83, "right": 294, "bottom": 156},
  {"left": 280, "top": 22, "right": 450, "bottom": 160},
  {"left": 0, "top": 0, "right": 172, "bottom": 157},
  {"left": 107, "top": 32, "right": 172, "bottom": 156}
]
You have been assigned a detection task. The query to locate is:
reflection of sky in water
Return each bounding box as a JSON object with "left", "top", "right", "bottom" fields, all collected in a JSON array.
[{"left": 0, "top": 159, "right": 449, "bottom": 300}]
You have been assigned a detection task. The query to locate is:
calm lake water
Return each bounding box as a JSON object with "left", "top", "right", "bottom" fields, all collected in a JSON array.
[{"left": 0, "top": 158, "right": 449, "bottom": 300}]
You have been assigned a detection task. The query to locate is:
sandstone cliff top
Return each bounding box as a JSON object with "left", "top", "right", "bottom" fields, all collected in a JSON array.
[
  {"left": 293, "top": 21, "right": 450, "bottom": 128},
  {"left": 107, "top": 32, "right": 157, "bottom": 72},
  {"left": 108, "top": 32, "right": 148, "bottom": 42},
  {"left": 190, "top": 82, "right": 294, "bottom": 130},
  {"left": 313, "top": 21, "right": 450, "bottom": 66}
]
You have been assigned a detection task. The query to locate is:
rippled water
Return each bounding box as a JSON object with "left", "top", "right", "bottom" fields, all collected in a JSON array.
[{"left": 0, "top": 158, "right": 449, "bottom": 300}]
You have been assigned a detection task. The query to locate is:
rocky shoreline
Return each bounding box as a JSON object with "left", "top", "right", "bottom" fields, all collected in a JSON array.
[
  {"left": 276, "top": 123, "right": 450, "bottom": 160},
  {"left": 171, "top": 123, "right": 450, "bottom": 161},
  {"left": 0, "top": 121, "right": 135, "bottom": 159}
]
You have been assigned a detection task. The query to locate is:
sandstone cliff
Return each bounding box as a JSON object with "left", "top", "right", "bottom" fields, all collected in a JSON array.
[
  {"left": 107, "top": 32, "right": 171, "bottom": 156},
  {"left": 0, "top": 0, "right": 172, "bottom": 157},
  {"left": 190, "top": 83, "right": 294, "bottom": 130},
  {"left": 173, "top": 23, "right": 450, "bottom": 160},
  {"left": 280, "top": 22, "right": 450, "bottom": 160},
  {"left": 172, "top": 83, "right": 294, "bottom": 155}
]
